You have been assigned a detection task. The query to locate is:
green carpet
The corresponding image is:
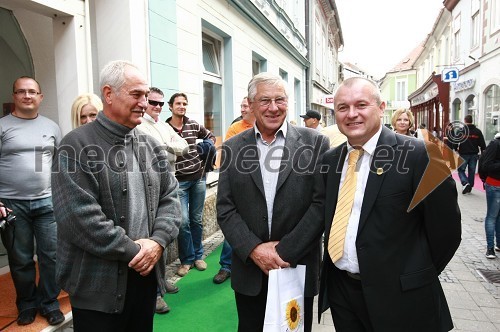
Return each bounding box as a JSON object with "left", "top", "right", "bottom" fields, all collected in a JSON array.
[{"left": 154, "top": 245, "right": 237, "bottom": 331}]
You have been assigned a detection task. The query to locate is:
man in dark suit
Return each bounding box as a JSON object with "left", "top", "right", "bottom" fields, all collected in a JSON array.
[
  {"left": 319, "top": 77, "right": 461, "bottom": 331},
  {"left": 217, "top": 72, "right": 329, "bottom": 332}
]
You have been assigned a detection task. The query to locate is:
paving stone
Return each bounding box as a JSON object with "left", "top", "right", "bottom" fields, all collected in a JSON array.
[
  {"left": 453, "top": 318, "right": 498, "bottom": 332},
  {"left": 447, "top": 290, "right": 481, "bottom": 310},
  {"left": 442, "top": 282, "right": 466, "bottom": 292},
  {"left": 453, "top": 270, "right": 481, "bottom": 281},
  {"left": 481, "top": 307, "right": 500, "bottom": 324},
  {"left": 460, "top": 280, "right": 491, "bottom": 293},
  {"left": 471, "top": 310, "right": 489, "bottom": 322},
  {"left": 469, "top": 291, "right": 500, "bottom": 308},
  {"left": 450, "top": 308, "right": 477, "bottom": 320}
]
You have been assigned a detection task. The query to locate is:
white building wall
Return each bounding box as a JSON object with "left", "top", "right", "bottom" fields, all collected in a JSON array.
[
  {"left": 448, "top": 0, "right": 482, "bottom": 123},
  {"left": 451, "top": 0, "right": 481, "bottom": 68},
  {"left": 478, "top": 0, "right": 500, "bottom": 140},
  {"left": 1, "top": 0, "right": 151, "bottom": 135},
  {"left": 414, "top": 10, "right": 451, "bottom": 88},
  {"left": 2, "top": 0, "right": 308, "bottom": 134},
  {"left": 176, "top": 0, "right": 306, "bottom": 125},
  {"left": 92, "top": 0, "right": 149, "bottom": 78},
  {"left": 2, "top": 0, "right": 89, "bottom": 134}
]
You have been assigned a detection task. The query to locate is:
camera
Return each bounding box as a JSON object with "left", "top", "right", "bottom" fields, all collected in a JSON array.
[{"left": 0, "top": 210, "right": 16, "bottom": 231}]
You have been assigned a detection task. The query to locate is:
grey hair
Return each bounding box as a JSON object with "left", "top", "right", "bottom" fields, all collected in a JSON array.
[
  {"left": 99, "top": 60, "right": 139, "bottom": 101},
  {"left": 247, "top": 72, "right": 288, "bottom": 101},
  {"left": 335, "top": 77, "right": 382, "bottom": 104}
]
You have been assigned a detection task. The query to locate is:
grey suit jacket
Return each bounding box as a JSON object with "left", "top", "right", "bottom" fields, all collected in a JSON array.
[{"left": 217, "top": 124, "right": 329, "bottom": 297}]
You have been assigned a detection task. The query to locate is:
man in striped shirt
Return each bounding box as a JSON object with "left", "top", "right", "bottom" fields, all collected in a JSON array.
[{"left": 166, "top": 93, "right": 216, "bottom": 277}]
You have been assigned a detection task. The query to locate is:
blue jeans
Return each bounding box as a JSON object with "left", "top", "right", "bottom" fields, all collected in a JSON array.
[
  {"left": 177, "top": 177, "right": 206, "bottom": 265},
  {"left": 0, "top": 197, "right": 60, "bottom": 314},
  {"left": 219, "top": 239, "right": 232, "bottom": 272},
  {"left": 458, "top": 154, "right": 478, "bottom": 187},
  {"left": 485, "top": 184, "right": 500, "bottom": 249}
]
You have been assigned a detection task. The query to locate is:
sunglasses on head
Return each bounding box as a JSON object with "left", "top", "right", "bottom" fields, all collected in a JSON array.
[{"left": 148, "top": 100, "right": 164, "bottom": 107}]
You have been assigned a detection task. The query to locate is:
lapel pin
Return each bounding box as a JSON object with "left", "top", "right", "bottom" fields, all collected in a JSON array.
[{"left": 377, "top": 168, "right": 383, "bottom": 175}]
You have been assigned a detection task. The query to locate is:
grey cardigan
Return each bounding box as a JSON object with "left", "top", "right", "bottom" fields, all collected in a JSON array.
[{"left": 52, "top": 112, "right": 181, "bottom": 313}]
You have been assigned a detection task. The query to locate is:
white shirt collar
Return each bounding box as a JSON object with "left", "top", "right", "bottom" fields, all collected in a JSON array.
[
  {"left": 346, "top": 125, "right": 383, "bottom": 156},
  {"left": 142, "top": 113, "right": 156, "bottom": 123},
  {"left": 254, "top": 121, "right": 288, "bottom": 141}
]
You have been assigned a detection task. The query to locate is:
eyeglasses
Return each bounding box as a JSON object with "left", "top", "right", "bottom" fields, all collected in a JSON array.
[
  {"left": 148, "top": 100, "right": 164, "bottom": 107},
  {"left": 14, "top": 89, "right": 41, "bottom": 96},
  {"left": 258, "top": 97, "right": 287, "bottom": 107}
]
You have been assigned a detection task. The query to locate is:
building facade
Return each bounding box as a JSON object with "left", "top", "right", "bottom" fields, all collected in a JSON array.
[
  {"left": 307, "top": 0, "right": 343, "bottom": 127},
  {"left": 0, "top": 0, "right": 315, "bottom": 137},
  {"left": 380, "top": 44, "right": 422, "bottom": 126},
  {"left": 409, "top": 0, "right": 500, "bottom": 142}
]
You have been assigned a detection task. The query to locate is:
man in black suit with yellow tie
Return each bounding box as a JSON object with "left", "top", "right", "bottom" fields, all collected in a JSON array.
[{"left": 319, "top": 77, "right": 461, "bottom": 331}]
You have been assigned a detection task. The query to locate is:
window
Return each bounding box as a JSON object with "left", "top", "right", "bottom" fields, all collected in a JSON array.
[
  {"left": 202, "top": 35, "right": 221, "bottom": 77},
  {"left": 279, "top": 68, "right": 288, "bottom": 82},
  {"left": 471, "top": 11, "right": 479, "bottom": 48},
  {"left": 322, "top": 28, "right": 327, "bottom": 83},
  {"left": 203, "top": 81, "right": 222, "bottom": 140},
  {"left": 202, "top": 32, "right": 223, "bottom": 142},
  {"left": 328, "top": 42, "right": 335, "bottom": 88},
  {"left": 252, "top": 51, "right": 267, "bottom": 76},
  {"left": 491, "top": 0, "right": 500, "bottom": 33},
  {"left": 444, "top": 37, "right": 450, "bottom": 64},
  {"left": 252, "top": 60, "right": 260, "bottom": 77},
  {"left": 454, "top": 30, "right": 461, "bottom": 60},
  {"left": 453, "top": 14, "right": 461, "bottom": 60},
  {"left": 315, "top": 16, "right": 321, "bottom": 76},
  {"left": 294, "top": 78, "right": 301, "bottom": 121},
  {"left": 485, "top": 84, "right": 500, "bottom": 140},
  {"left": 396, "top": 80, "right": 407, "bottom": 101}
]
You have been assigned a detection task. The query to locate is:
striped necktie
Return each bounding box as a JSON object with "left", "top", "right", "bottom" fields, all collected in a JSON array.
[{"left": 328, "top": 148, "right": 363, "bottom": 263}]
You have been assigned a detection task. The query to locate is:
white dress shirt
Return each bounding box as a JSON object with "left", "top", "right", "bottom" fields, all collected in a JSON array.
[
  {"left": 334, "top": 125, "right": 383, "bottom": 274},
  {"left": 254, "top": 122, "right": 288, "bottom": 238}
]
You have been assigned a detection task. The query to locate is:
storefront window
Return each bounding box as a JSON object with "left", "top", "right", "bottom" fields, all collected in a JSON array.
[{"left": 484, "top": 84, "right": 500, "bottom": 141}]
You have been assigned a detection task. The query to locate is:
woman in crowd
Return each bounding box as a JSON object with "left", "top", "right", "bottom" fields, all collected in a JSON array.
[
  {"left": 391, "top": 108, "right": 415, "bottom": 136},
  {"left": 71, "top": 93, "right": 102, "bottom": 128}
]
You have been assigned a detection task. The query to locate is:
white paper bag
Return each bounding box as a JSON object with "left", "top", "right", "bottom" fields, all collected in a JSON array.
[{"left": 263, "top": 265, "right": 306, "bottom": 332}]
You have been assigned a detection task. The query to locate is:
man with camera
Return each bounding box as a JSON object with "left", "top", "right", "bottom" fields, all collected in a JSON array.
[{"left": 0, "top": 76, "right": 63, "bottom": 326}]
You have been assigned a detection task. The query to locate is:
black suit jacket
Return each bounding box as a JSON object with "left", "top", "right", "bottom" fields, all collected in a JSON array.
[
  {"left": 319, "top": 126, "right": 461, "bottom": 331},
  {"left": 217, "top": 124, "right": 329, "bottom": 297}
]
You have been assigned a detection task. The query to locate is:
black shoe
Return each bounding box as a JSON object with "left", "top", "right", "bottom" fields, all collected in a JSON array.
[
  {"left": 466, "top": 183, "right": 473, "bottom": 193},
  {"left": 486, "top": 248, "right": 496, "bottom": 259},
  {"left": 41, "top": 309, "right": 65, "bottom": 325},
  {"left": 17, "top": 308, "right": 37, "bottom": 326},
  {"left": 165, "top": 281, "right": 179, "bottom": 294},
  {"left": 213, "top": 270, "right": 231, "bottom": 284},
  {"left": 462, "top": 183, "right": 471, "bottom": 194}
]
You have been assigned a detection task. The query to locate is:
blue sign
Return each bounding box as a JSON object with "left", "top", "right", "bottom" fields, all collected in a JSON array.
[{"left": 442, "top": 67, "right": 459, "bottom": 82}]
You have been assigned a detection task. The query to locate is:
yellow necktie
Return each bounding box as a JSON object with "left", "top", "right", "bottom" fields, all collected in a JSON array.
[{"left": 328, "top": 148, "right": 363, "bottom": 263}]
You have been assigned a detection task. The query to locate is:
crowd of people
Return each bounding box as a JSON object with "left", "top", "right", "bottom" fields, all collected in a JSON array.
[{"left": 0, "top": 61, "right": 497, "bottom": 331}]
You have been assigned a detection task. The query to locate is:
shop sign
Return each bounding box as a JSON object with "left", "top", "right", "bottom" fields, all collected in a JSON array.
[
  {"left": 442, "top": 67, "right": 459, "bottom": 82},
  {"left": 453, "top": 78, "right": 475, "bottom": 92},
  {"left": 324, "top": 94, "right": 334, "bottom": 104},
  {"left": 411, "top": 83, "right": 439, "bottom": 106}
]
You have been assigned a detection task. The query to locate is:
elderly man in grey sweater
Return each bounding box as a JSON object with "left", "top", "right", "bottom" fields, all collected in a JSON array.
[{"left": 52, "top": 60, "right": 181, "bottom": 331}]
